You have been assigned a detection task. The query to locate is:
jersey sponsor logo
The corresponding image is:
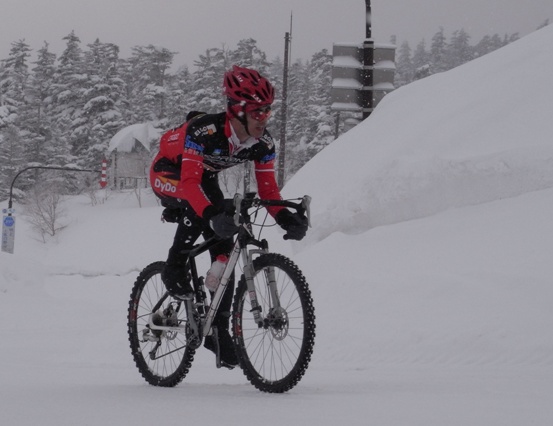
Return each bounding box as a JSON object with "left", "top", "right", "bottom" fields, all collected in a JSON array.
[
  {"left": 168, "top": 133, "right": 181, "bottom": 142},
  {"left": 193, "top": 124, "right": 217, "bottom": 137},
  {"left": 203, "top": 154, "right": 248, "bottom": 171},
  {"left": 185, "top": 135, "right": 204, "bottom": 153},
  {"left": 259, "top": 134, "right": 274, "bottom": 149},
  {"left": 154, "top": 177, "right": 178, "bottom": 193},
  {"left": 260, "top": 153, "right": 276, "bottom": 163}
]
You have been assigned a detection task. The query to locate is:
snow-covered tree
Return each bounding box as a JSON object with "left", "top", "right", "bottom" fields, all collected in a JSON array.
[
  {"left": 305, "top": 49, "right": 334, "bottom": 161},
  {"left": 395, "top": 41, "right": 414, "bottom": 87},
  {"left": 283, "top": 59, "right": 311, "bottom": 177},
  {"left": 430, "top": 27, "right": 448, "bottom": 74},
  {"left": 165, "top": 66, "right": 194, "bottom": 127},
  {"left": 20, "top": 42, "right": 57, "bottom": 176},
  {"left": 79, "top": 39, "right": 126, "bottom": 167},
  {"left": 0, "top": 126, "right": 25, "bottom": 200},
  {"left": 126, "top": 45, "right": 175, "bottom": 124},
  {"left": 190, "top": 47, "right": 228, "bottom": 113},
  {"left": 230, "top": 38, "right": 270, "bottom": 76},
  {"left": 51, "top": 31, "right": 87, "bottom": 163},
  {"left": 447, "top": 29, "right": 472, "bottom": 69},
  {"left": 412, "top": 39, "right": 430, "bottom": 80},
  {"left": 0, "top": 40, "right": 31, "bottom": 128}
]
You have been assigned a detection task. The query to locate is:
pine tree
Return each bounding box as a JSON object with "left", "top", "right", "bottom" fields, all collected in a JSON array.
[
  {"left": 473, "top": 35, "right": 494, "bottom": 59},
  {"left": 503, "top": 33, "right": 520, "bottom": 45},
  {"left": 265, "top": 56, "right": 284, "bottom": 137},
  {"left": 0, "top": 126, "right": 25, "bottom": 201},
  {"left": 20, "top": 42, "right": 57, "bottom": 177},
  {"left": 490, "top": 34, "right": 504, "bottom": 51},
  {"left": 412, "top": 39, "right": 430, "bottom": 80},
  {"left": 190, "top": 47, "right": 228, "bottom": 113},
  {"left": 230, "top": 38, "right": 270, "bottom": 76},
  {"left": 51, "top": 31, "right": 86, "bottom": 163},
  {"left": 127, "top": 45, "right": 175, "bottom": 124},
  {"left": 305, "top": 49, "right": 334, "bottom": 161},
  {"left": 79, "top": 39, "right": 126, "bottom": 167},
  {"left": 165, "top": 65, "right": 194, "bottom": 127},
  {"left": 0, "top": 40, "right": 32, "bottom": 194},
  {"left": 284, "top": 59, "right": 310, "bottom": 177},
  {"left": 430, "top": 27, "right": 448, "bottom": 73},
  {"left": 395, "top": 41, "right": 414, "bottom": 87},
  {"left": 447, "top": 29, "right": 472, "bottom": 69},
  {"left": 0, "top": 39, "right": 31, "bottom": 128}
]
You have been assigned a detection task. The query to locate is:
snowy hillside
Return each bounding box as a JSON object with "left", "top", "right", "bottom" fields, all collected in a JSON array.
[{"left": 2, "top": 25, "right": 553, "bottom": 426}]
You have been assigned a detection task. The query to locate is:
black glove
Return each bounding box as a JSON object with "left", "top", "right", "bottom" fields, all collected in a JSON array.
[
  {"left": 161, "top": 207, "right": 182, "bottom": 223},
  {"left": 210, "top": 212, "right": 239, "bottom": 239},
  {"left": 276, "top": 209, "right": 308, "bottom": 241}
]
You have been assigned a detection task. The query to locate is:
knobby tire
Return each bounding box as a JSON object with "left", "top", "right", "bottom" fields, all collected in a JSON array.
[
  {"left": 127, "top": 261, "right": 195, "bottom": 387},
  {"left": 232, "top": 253, "right": 316, "bottom": 393}
]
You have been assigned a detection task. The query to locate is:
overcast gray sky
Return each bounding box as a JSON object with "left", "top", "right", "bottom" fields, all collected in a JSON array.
[{"left": 2, "top": 0, "right": 552, "bottom": 67}]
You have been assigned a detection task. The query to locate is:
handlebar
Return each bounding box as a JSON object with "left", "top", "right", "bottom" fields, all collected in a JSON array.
[{"left": 232, "top": 193, "right": 312, "bottom": 228}]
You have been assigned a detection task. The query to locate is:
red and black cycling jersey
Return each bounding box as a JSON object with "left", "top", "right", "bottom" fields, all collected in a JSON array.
[{"left": 150, "top": 112, "right": 283, "bottom": 218}]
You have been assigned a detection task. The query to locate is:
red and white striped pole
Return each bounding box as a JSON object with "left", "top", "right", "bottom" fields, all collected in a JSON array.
[{"left": 100, "top": 159, "right": 108, "bottom": 188}]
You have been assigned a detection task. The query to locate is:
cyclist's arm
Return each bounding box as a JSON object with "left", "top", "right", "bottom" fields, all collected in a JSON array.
[
  {"left": 177, "top": 135, "right": 212, "bottom": 218},
  {"left": 254, "top": 157, "right": 285, "bottom": 218}
]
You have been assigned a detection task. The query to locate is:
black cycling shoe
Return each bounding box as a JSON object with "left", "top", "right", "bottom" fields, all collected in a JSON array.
[
  {"left": 162, "top": 266, "right": 193, "bottom": 299},
  {"left": 204, "top": 328, "right": 239, "bottom": 369},
  {"left": 169, "top": 284, "right": 193, "bottom": 300}
]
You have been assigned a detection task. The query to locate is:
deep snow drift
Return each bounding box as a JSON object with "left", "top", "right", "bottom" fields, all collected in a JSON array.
[{"left": 1, "top": 25, "right": 553, "bottom": 426}]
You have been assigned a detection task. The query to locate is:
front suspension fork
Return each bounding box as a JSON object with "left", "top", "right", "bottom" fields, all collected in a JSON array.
[{"left": 243, "top": 249, "right": 282, "bottom": 327}]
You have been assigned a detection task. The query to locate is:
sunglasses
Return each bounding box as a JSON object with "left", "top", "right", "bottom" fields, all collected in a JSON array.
[{"left": 246, "top": 105, "right": 272, "bottom": 121}]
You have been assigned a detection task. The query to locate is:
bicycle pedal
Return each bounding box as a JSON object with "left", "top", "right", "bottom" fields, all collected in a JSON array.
[{"left": 217, "top": 360, "right": 236, "bottom": 370}]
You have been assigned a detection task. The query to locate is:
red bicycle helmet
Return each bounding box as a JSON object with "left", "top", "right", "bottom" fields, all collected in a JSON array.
[{"left": 223, "top": 65, "right": 275, "bottom": 121}]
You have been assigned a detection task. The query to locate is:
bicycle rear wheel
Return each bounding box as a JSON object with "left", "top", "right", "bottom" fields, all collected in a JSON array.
[
  {"left": 232, "top": 253, "right": 316, "bottom": 393},
  {"left": 127, "top": 261, "right": 195, "bottom": 387}
]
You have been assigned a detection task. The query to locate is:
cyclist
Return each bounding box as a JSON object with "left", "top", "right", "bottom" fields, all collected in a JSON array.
[{"left": 150, "top": 65, "right": 308, "bottom": 368}]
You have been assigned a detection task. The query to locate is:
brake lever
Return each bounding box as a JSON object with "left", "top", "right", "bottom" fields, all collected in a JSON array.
[
  {"left": 233, "top": 193, "right": 243, "bottom": 226},
  {"left": 301, "top": 195, "right": 312, "bottom": 228}
]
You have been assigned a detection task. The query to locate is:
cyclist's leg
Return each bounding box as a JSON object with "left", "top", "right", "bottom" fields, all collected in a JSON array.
[
  {"left": 206, "top": 236, "right": 235, "bottom": 315},
  {"left": 203, "top": 231, "right": 238, "bottom": 367},
  {"left": 200, "top": 175, "right": 235, "bottom": 316},
  {"left": 162, "top": 203, "right": 203, "bottom": 298}
]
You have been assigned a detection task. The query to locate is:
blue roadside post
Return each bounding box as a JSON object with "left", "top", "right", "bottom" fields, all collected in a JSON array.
[{"left": 1, "top": 208, "right": 16, "bottom": 254}]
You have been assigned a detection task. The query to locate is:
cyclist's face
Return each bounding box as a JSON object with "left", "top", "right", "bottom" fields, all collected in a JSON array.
[{"left": 245, "top": 105, "right": 272, "bottom": 138}]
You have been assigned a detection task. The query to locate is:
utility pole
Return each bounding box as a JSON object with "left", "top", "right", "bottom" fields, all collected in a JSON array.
[
  {"left": 278, "top": 14, "right": 292, "bottom": 189},
  {"left": 362, "top": 0, "right": 374, "bottom": 120},
  {"left": 365, "top": 0, "right": 372, "bottom": 39}
]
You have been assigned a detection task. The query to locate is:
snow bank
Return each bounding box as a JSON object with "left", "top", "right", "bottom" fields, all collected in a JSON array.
[
  {"left": 287, "top": 25, "right": 553, "bottom": 243},
  {"left": 0, "top": 251, "right": 47, "bottom": 294}
]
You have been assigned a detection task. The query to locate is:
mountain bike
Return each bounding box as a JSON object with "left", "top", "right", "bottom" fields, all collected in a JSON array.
[{"left": 127, "top": 193, "right": 316, "bottom": 393}]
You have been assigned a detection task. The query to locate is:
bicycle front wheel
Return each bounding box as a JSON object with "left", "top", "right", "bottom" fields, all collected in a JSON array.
[
  {"left": 127, "top": 261, "right": 195, "bottom": 387},
  {"left": 232, "top": 253, "right": 316, "bottom": 393}
]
